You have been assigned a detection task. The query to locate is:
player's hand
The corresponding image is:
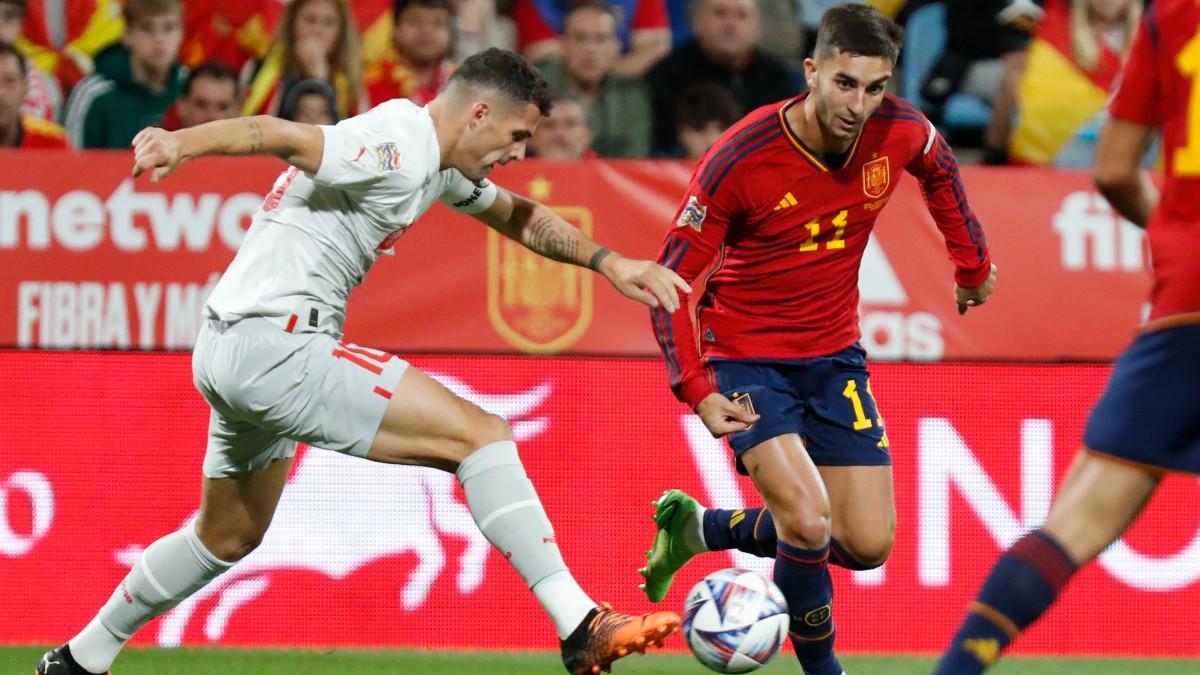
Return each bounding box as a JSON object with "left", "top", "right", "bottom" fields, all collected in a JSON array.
[
  {"left": 695, "top": 392, "right": 760, "bottom": 438},
  {"left": 599, "top": 253, "right": 692, "bottom": 312},
  {"left": 131, "top": 128, "right": 185, "bottom": 182},
  {"left": 956, "top": 263, "right": 998, "bottom": 315}
]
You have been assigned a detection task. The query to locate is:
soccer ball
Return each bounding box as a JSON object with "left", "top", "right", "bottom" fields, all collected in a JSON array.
[{"left": 682, "top": 568, "right": 789, "bottom": 673}]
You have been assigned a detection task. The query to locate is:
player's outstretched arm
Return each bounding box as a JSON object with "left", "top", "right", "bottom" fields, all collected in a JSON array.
[
  {"left": 1094, "top": 117, "right": 1158, "bottom": 229},
  {"left": 475, "top": 187, "right": 691, "bottom": 311},
  {"left": 131, "top": 116, "right": 325, "bottom": 182}
]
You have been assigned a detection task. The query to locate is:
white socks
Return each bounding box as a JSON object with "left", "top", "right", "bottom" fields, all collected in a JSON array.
[
  {"left": 69, "top": 520, "right": 232, "bottom": 673},
  {"left": 458, "top": 440, "right": 595, "bottom": 639}
]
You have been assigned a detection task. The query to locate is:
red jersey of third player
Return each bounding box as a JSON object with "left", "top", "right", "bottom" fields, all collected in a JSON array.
[
  {"left": 1107, "top": 0, "right": 1200, "bottom": 324},
  {"left": 654, "top": 94, "right": 991, "bottom": 408}
]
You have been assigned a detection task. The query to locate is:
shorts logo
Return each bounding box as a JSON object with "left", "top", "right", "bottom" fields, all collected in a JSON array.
[
  {"left": 677, "top": 195, "right": 707, "bottom": 231},
  {"left": 373, "top": 142, "right": 402, "bottom": 172},
  {"left": 863, "top": 156, "right": 890, "bottom": 198},
  {"left": 803, "top": 604, "right": 832, "bottom": 627},
  {"left": 731, "top": 392, "right": 755, "bottom": 430}
]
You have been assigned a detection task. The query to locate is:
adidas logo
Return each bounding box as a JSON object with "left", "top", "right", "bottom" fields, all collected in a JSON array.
[
  {"left": 773, "top": 192, "right": 798, "bottom": 211},
  {"left": 963, "top": 638, "right": 1000, "bottom": 665}
]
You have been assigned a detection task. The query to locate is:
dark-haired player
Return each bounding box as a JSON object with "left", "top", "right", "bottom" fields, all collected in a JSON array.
[
  {"left": 36, "top": 49, "right": 684, "bottom": 675},
  {"left": 934, "top": 1, "right": 1200, "bottom": 671},
  {"left": 641, "top": 6, "right": 996, "bottom": 674}
]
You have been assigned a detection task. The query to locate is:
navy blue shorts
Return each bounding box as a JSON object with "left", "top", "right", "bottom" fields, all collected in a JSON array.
[
  {"left": 710, "top": 343, "right": 891, "bottom": 474},
  {"left": 1083, "top": 323, "right": 1200, "bottom": 474}
]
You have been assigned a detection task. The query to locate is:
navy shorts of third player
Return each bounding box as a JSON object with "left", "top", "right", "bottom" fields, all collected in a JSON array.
[
  {"left": 710, "top": 343, "right": 891, "bottom": 473},
  {"left": 1083, "top": 323, "right": 1200, "bottom": 474}
]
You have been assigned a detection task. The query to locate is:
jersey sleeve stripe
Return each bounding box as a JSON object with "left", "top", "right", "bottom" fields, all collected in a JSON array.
[
  {"left": 699, "top": 115, "right": 778, "bottom": 191},
  {"left": 872, "top": 111, "right": 926, "bottom": 124},
  {"left": 651, "top": 306, "right": 682, "bottom": 384},
  {"left": 708, "top": 129, "right": 784, "bottom": 195},
  {"left": 934, "top": 140, "right": 988, "bottom": 261},
  {"left": 664, "top": 239, "right": 692, "bottom": 270},
  {"left": 878, "top": 97, "right": 923, "bottom": 116},
  {"left": 657, "top": 233, "right": 683, "bottom": 265},
  {"left": 924, "top": 120, "right": 937, "bottom": 155}
]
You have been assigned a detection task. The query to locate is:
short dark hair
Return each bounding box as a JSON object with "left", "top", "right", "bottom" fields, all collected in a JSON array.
[
  {"left": 564, "top": 0, "right": 618, "bottom": 26},
  {"left": 123, "top": 0, "right": 182, "bottom": 24},
  {"left": 450, "top": 48, "right": 553, "bottom": 116},
  {"left": 394, "top": 0, "right": 453, "bottom": 16},
  {"left": 813, "top": 3, "right": 903, "bottom": 64},
  {"left": 677, "top": 83, "right": 741, "bottom": 131},
  {"left": 280, "top": 78, "right": 338, "bottom": 122},
  {"left": 0, "top": 41, "right": 26, "bottom": 76},
  {"left": 184, "top": 61, "right": 238, "bottom": 97},
  {"left": 0, "top": 0, "right": 26, "bottom": 14}
]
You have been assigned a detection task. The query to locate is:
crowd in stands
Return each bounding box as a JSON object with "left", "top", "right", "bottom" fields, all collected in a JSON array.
[{"left": 0, "top": 0, "right": 1151, "bottom": 167}]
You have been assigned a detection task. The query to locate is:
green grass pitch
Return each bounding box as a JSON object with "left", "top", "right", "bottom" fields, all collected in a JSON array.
[{"left": 5, "top": 647, "right": 1197, "bottom": 674}]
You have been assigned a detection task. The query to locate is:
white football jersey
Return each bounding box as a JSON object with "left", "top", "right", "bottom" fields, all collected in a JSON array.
[{"left": 205, "top": 99, "right": 497, "bottom": 330}]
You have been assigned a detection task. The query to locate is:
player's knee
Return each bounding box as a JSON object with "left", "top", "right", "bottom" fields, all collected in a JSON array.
[
  {"left": 772, "top": 506, "right": 831, "bottom": 550},
  {"left": 450, "top": 409, "right": 513, "bottom": 462},
  {"left": 215, "top": 530, "right": 267, "bottom": 562},
  {"left": 198, "top": 522, "right": 269, "bottom": 562}
]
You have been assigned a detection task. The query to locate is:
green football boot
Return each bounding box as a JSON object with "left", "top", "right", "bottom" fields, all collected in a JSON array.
[{"left": 638, "top": 489, "right": 704, "bottom": 602}]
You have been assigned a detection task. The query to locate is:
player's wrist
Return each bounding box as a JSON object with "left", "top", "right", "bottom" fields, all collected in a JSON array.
[
  {"left": 679, "top": 379, "right": 717, "bottom": 410},
  {"left": 590, "top": 247, "right": 622, "bottom": 276},
  {"left": 955, "top": 259, "right": 992, "bottom": 288}
]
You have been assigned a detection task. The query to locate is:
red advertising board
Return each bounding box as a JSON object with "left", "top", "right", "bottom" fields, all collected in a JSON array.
[
  {"left": 0, "top": 151, "right": 1151, "bottom": 360},
  {"left": 2, "top": 351, "right": 1197, "bottom": 655}
]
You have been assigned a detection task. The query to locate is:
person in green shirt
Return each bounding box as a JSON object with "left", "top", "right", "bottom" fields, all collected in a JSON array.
[
  {"left": 536, "top": 1, "right": 653, "bottom": 158},
  {"left": 63, "top": 0, "right": 184, "bottom": 149}
]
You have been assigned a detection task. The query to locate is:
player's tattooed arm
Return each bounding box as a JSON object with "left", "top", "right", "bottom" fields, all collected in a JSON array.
[
  {"left": 476, "top": 187, "right": 691, "bottom": 311},
  {"left": 476, "top": 188, "right": 600, "bottom": 268},
  {"left": 132, "top": 116, "right": 324, "bottom": 181},
  {"left": 525, "top": 215, "right": 582, "bottom": 265}
]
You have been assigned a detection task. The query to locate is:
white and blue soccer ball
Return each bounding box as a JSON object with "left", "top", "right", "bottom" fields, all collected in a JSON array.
[{"left": 682, "top": 568, "right": 789, "bottom": 673}]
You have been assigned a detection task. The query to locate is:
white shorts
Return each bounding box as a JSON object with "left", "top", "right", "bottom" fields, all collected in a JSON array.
[{"left": 192, "top": 317, "right": 409, "bottom": 478}]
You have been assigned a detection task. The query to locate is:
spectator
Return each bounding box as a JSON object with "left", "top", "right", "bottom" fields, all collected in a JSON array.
[
  {"left": 160, "top": 61, "right": 241, "bottom": 130},
  {"left": 921, "top": 0, "right": 1041, "bottom": 161},
  {"left": 279, "top": 77, "right": 338, "bottom": 124},
  {"left": 0, "top": 42, "right": 67, "bottom": 148},
  {"left": 514, "top": 0, "right": 671, "bottom": 76},
  {"left": 11, "top": 0, "right": 123, "bottom": 94},
  {"left": 537, "top": 1, "right": 653, "bottom": 157},
  {"left": 1008, "top": 0, "right": 1139, "bottom": 166},
  {"left": 529, "top": 92, "right": 595, "bottom": 158},
  {"left": 63, "top": 0, "right": 184, "bottom": 149},
  {"left": 242, "top": 0, "right": 366, "bottom": 120},
  {"left": 365, "top": 0, "right": 455, "bottom": 107},
  {"left": 452, "top": 0, "right": 517, "bottom": 62},
  {"left": 675, "top": 82, "right": 740, "bottom": 159},
  {"left": 179, "top": 2, "right": 276, "bottom": 73},
  {"left": 646, "top": 0, "right": 794, "bottom": 154},
  {"left": 0, "top": 0, "right": 61, "bottom": 120}
]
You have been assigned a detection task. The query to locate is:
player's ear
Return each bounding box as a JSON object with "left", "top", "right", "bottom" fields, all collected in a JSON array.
[
  {"left": 803, "top": 57, "right": 818, "bottom": 90},
  {"left": 469, "top": 101, "right": 490, "bottom": 129}
]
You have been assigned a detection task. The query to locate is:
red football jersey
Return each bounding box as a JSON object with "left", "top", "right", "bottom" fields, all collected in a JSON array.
[
  {"left": 1108, "top": 0, "right": 1200, "bottom": 324},
  {"left": 654, "top": 94, "right": 991, "bottom": 408}
]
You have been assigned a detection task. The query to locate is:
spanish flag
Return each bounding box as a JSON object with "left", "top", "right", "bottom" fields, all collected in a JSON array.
[{"left": 1009, "top": 0, "right": 1124, "bottom": 165}]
